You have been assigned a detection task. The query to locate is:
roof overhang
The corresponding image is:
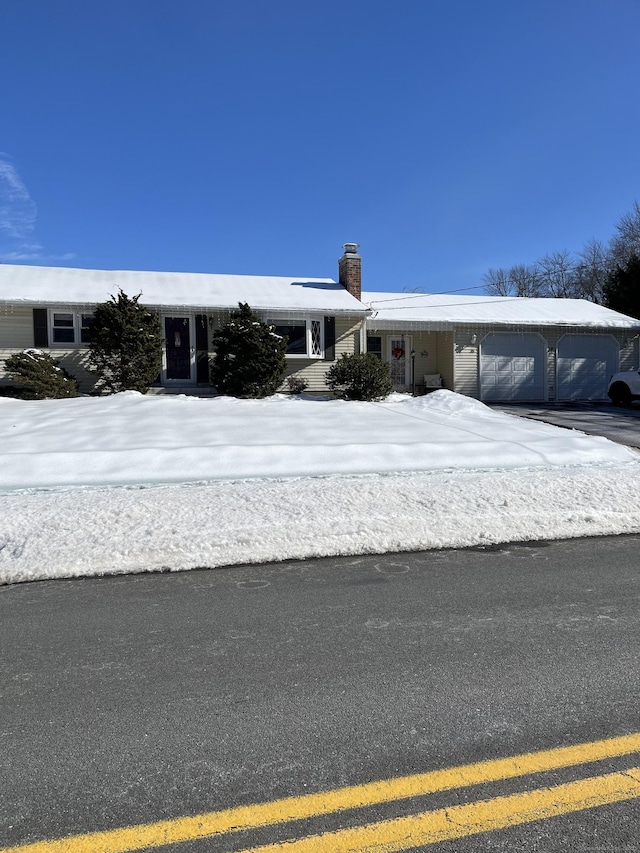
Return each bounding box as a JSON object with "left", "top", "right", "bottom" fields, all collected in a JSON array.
[{"left": 365, "top": 318, "right": 640, "bottom": 331}]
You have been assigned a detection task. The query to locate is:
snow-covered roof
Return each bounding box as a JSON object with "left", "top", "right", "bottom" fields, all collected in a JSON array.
[
  {"left": 362, "top": 291, "right": 640, "bottom": 329},
  {"left": 0, "top": 264, "right": 368, "bottom": 314}
]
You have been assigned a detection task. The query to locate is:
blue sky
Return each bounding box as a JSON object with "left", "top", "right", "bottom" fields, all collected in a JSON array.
[{"left": 1, "top": 0, "right": 639, "bottom": 293}]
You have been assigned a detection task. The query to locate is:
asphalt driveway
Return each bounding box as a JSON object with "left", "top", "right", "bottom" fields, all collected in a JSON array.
[{"left": 489, "top": 401, "right": 640, "bottom": 449}]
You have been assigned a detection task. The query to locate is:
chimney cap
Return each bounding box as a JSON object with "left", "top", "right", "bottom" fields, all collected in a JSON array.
[{"left": 342, "top": 242, "right": 360, "bottom": 255}]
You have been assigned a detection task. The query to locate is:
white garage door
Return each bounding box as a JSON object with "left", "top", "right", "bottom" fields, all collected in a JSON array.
[
  {"left": 556, "top": 334, "right": 618, "bottom": 400},
  {"left": 480, "top": 333, "right": 546, "bottom": 402}
]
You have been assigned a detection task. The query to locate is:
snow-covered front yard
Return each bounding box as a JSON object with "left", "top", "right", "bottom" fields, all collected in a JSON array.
[{"left": 1, "top": 390, "right": 639, "bottom": 585}]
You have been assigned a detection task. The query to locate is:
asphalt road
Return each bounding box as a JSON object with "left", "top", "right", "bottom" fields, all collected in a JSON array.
[{"left": 2, "top": 536, "right": 640, "bottom": 852}]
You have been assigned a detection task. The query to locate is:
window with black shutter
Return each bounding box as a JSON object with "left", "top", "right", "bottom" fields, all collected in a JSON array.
[{"left": 323, "top": 316, "right": 335, "bottom": 361}]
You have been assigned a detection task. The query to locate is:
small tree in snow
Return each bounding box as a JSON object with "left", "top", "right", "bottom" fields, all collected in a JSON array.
[
  {"left": 4, "top": 350, "right": 79, "bottom": 399},
  {"left": 88, "top": 290, "right": 163, "bottom": 393},
  {"left": 211, "top": 303, "right": 287, "bottom": 397}
]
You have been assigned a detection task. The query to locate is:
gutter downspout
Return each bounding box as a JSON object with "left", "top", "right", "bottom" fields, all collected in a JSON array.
[{"left": 360, "top": 316, "right": 367, "bottom": 355}]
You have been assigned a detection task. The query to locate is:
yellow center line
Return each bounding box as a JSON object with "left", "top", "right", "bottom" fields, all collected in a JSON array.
[
  {"left": 2, "top": 733, "right": 640, "bottom": 853},
  {"left": 233, "top": 767, "right": 640, "bottom": 853}
]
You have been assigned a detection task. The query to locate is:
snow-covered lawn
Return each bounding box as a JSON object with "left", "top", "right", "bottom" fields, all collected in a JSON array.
[{"left": 1, "top": 390, "right": 639, "bottom": 585}]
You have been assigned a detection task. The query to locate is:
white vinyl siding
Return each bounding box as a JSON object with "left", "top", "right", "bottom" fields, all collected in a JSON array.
[
  {"left": 436, "top": 332, "right": 455, "bottom": 391},
  {"left": 452, "top": 329, "right": 479, "bottom": 397},
  {"left": 0, "top": 308, "right": 37, "bottom": 384},
  {"left": 0, "top": 306, "right": 34, "bottom": 349},
  {"left": 50, "top": 351, "right": 96, "bottom": 392}
]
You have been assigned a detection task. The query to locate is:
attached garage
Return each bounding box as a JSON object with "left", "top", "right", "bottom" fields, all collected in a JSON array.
[
  {"left": 479, "top": 332, "right": 546, "bottom": 402},
  {"left": 556, "top": 334, "right": 619, "bottom": 401},
  {"left": 359, "top": 292, "right": 640, "bottom": 404}
]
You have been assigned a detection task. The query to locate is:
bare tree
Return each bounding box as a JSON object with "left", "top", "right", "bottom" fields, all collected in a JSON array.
[
  {"left": 536, "top": 250, "right": 578, "bottom": 297},
  {"left": 483, "top": 264, "right": 541, "bottom": 296},
  {"left": 482, "top": 267, "right": 512, "bottom": 296},
  {"left": 509, "top": 264, "right": 542, "bottom": 297},
  {"left": 609, "top": 201, "right": 640, "bottom": 266},
  {"left": 573, "top": 238, "right": 611, "bottom": 303}
]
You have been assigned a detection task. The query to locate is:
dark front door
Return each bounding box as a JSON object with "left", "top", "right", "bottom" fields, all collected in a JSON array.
[{"left": 164, "top": 317, "right": 192, "bottom": 381}]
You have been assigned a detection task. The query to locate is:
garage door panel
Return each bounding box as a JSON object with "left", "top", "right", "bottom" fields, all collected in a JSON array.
[
  {"left": 512, "top": 358, "right": 534, "bottom": 373},
  {"left": 557, "top": 335, "right": 618, "bottom": 400},
  {"left": 480, "top": 333, "right": 546, "bottom": 402}
]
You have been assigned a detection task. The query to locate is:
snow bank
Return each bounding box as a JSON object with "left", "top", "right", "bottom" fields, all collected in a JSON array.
[
  {"left": 1, "top": 391, "right": 639, "bottom": 584},
  {"left": 0, "top": 391, "right": 633, "bottom": 491}
]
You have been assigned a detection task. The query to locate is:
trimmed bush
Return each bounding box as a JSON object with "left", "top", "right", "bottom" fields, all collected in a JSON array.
[
  {"left": 326, "top": 353, "right": 392, "bottom": 401},
  {"left": 4, "top": 349, "right": 80, "bottom": 399},
  {"left": 286, "top": 375, "right": 308, "bottom": 394},
  {"left": 211, "top": 303, "right": 287, "bottom": 397},
  {"left": 88, "top": 290, "right": 163, "bottom": 393}
]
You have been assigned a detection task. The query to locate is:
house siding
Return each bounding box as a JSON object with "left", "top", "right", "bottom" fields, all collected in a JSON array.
[
  {"left": 0, "top": 306, "right": 34, "bottom": 349},
  {"left": 279, "top": 315, "right": 361, "bottom": 392},
  {"left": 403, "top": 331, "right": 440, "bottom": 379},
  {"left": 37, "top": 350, "right": 97, "bottom": 392},
  {"left": 435, "top": 332, "right": 455, "bottom": 391},
  {"left": 0, "top": 307, "right": 37, "bottom": 386},
  {"left": 452, "top": 329, "right": 479, "bottom": 397}
]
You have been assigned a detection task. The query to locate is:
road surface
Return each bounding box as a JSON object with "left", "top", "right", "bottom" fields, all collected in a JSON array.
[{"left": 2, "top": 535, "right": 640, "bottom": 851}]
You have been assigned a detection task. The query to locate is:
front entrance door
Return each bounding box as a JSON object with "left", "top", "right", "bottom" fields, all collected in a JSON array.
[
  {"left": 164, "top": 316, "right": 194, "bottom": 382},
  {"left": 388, "top": 335, "right": 412, "bottom": 390}
]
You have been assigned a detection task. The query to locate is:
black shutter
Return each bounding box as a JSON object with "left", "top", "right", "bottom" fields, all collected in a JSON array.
[
  {"left": 33, "top": 309, "right": 48, "bottom": 347},
  {"left": 324, "top": 316, "right": 335, "bottom": 361},
  {"left": 195, "top": 314, "right": 210, "bottom": 383}
]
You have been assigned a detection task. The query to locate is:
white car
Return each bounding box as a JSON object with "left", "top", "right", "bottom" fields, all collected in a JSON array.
[{"left": 608, "top": 370, "right": 640, "bottom": 406}]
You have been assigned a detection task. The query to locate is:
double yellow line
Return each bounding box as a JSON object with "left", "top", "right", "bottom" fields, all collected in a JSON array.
[{"left": 4, "top": 732, "right": 640, "bottom": 853}]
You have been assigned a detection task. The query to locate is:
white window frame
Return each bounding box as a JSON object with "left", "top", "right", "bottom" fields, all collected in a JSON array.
[
  {"left": 269, "top": 317, "right": 324, "bottom": 359},
  {"left": 48, "top": 310, "right": 95, "bottom": 347}
]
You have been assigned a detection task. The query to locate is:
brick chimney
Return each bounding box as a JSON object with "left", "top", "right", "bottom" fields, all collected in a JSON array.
[{"left": 338, "top": 242, "right": 361, "bottom": 301}]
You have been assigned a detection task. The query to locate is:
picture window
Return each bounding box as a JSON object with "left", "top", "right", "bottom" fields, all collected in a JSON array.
[{"left": 271, "top": 318, "right": 324, "bottom": 358}]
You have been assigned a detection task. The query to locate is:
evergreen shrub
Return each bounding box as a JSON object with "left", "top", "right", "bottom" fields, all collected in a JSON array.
[
  {"left": 4, "top": 349, "right": 80, "bottom": 399},
  {"left": 326, "top": 353, "right": 393, "bottom": 401},
  {"left": 88, "top": 290, "right": 163, "bottom": 393},
  {"left": 211, "top": 303, "right": 287, "bottom": 397}
]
